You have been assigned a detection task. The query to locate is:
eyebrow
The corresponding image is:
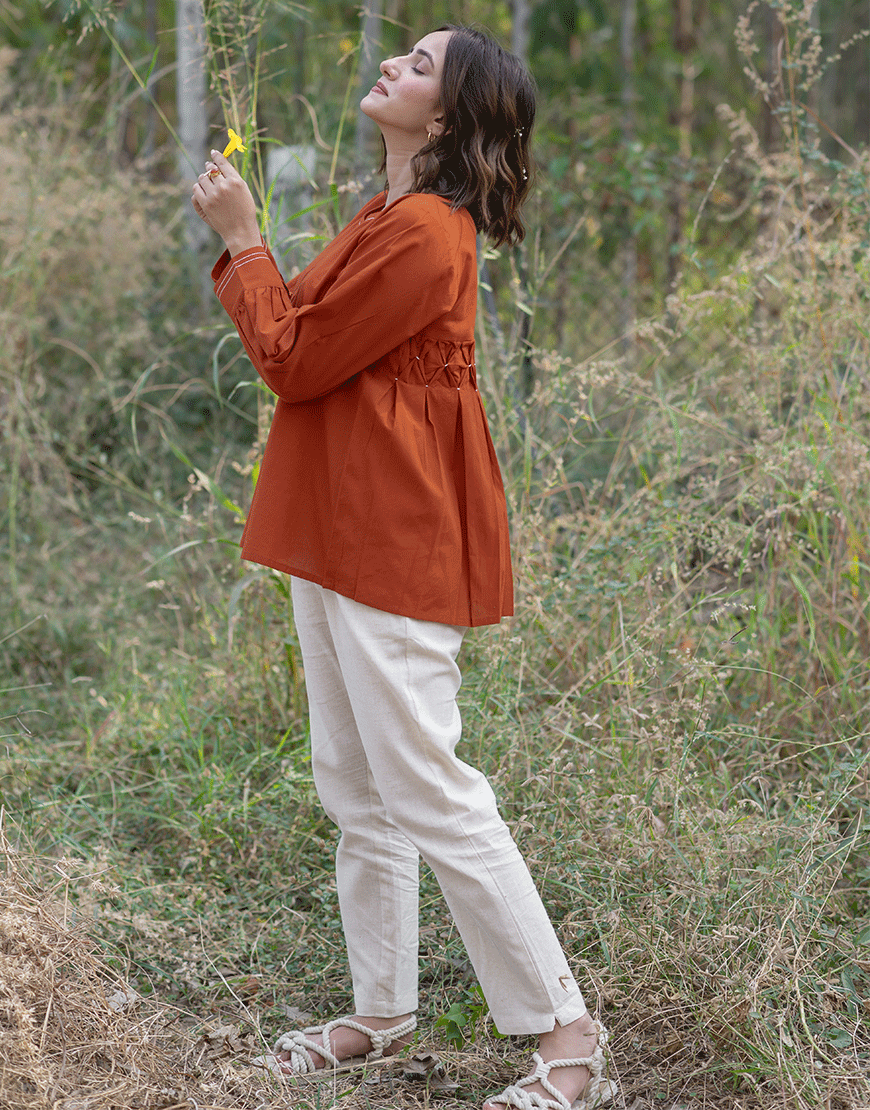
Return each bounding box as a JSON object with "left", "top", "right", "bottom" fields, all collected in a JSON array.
[{"left": 413, "top": 48, "right": 434, "bottom": 65}]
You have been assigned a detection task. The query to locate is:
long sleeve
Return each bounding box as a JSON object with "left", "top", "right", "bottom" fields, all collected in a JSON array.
[{"left": 212, "top": 195, "right": 464, "bottom": 404}]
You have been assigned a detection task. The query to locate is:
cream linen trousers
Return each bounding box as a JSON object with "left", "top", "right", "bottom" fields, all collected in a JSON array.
[{"left": 290, "top": 577, "right": 588, "bottom": 1035}]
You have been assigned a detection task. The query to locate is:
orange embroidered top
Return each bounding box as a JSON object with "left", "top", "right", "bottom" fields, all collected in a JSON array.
[{"left": 212, "top": 191, "right": 513, "bottom": 627}]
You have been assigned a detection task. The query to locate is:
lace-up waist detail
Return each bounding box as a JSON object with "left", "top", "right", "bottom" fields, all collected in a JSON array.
[{"left": 380, "top": 338, "right": 477, "bottom": 389}]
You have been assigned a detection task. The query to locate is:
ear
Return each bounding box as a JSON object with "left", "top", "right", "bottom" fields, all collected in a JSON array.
[{"left": 427, "top": 112, "right": 446, "bottom": 138}]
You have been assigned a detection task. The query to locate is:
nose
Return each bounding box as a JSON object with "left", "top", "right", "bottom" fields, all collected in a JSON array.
[{"left": 380, "top": 57, "right": 397, "bottom": 78}]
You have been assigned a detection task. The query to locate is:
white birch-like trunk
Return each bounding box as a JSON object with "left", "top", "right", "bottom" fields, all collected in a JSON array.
[
  {"left": 176, "top": 0, "right": 209, "bottom": 253},
  {"left": 667, "top": 0, "right": 696, "bottom": 292},
  {"left": 143, "top": 0, "right": 158, "bottom": 161},
  {"left": 512, "top": 0, "right": 530, "bottom": 63},
  {"left": 620, "top": 0, "right": 637, "bottom": 362},
  {"left": 354, "top": 0, "right": 383, "bottom": 184}
]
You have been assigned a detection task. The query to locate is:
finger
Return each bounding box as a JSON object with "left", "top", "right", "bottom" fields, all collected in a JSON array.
[
  {"left": 209, "top": 149, "right": 237, "bottom": 177},
  {"left": 193, "top": 194, "right": 213, "bottom": 228}
]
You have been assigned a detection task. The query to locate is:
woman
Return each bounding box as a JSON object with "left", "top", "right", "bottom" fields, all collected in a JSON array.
[{"left": 192, "top": 24, "right": 613, "bottom": 1110}]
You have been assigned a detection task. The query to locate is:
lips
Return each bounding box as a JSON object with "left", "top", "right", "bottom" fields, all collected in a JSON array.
[{"left": 371, "top": 80, "right": 388, "bottom": 96}]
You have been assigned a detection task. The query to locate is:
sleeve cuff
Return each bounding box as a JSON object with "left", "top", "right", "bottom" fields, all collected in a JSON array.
[{"left": 213, "top": 241, "right": 285, "bottom": 311}]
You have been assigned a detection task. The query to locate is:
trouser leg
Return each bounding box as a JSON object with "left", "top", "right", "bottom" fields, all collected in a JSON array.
[
  {"left": 290, "top": 577, "right": 419, "bottom": 1017},
  {"left": 291, "top": 578, "right": 588, "bottom": 1034}
]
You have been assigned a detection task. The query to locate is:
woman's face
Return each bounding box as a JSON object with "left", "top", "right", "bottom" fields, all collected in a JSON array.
[{"left": 360, "top": 30, "right": 452, "bottom": 141}]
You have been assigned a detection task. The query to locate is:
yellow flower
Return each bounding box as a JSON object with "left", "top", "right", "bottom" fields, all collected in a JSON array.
[{"left": 222, "top": 128, "right": 247, "bottom": 157}]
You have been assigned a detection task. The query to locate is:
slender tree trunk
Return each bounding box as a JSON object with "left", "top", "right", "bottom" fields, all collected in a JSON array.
[
  {"left": 354, "top": 0, "right": 383, "bottom": 184},
  {"left": 568, "top": 30, "right": 582, "bottom": 145},
  {"left": 143, "top": 0, "right": 158, "bottom": 165},
  {"left": 761, "top": 4, "right": 784, "bottom": 152},
  {"left": 294, "top": 14, "right": 305, "bottom": 100},
  {"left": 619, "top": 0, "right": 637, "bottom": 362},
  {"left": 512, "top": 0, "right": 534, "bottom": 397},
  {"left": 666, "top": 0, "right": 696, "bottom": 292},
  {"left": 176, "top": 0, "right": 210, "bottom": 255},
  {"left": 512, "top": 0, "right": 530, "bottom": 63}
]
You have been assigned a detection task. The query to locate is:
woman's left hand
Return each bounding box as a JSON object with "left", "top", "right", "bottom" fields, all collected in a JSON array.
[{"left": 191, "top": 150, "right": 261, "bottom": 256}]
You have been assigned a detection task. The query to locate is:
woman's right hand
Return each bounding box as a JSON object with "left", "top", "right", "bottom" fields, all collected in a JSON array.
[{"left": 191, "top": 150, "right": 262, "bottom": 256}]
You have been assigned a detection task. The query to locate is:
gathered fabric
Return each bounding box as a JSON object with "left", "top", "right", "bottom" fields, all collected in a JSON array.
[{"left": 212, "top": 192, "right": 513, "bottom": 627}]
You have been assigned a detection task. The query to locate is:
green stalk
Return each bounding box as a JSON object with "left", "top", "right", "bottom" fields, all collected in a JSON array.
[
  {"left": 82, "top": 0, "right": 188, "bottom": 165},
  {"left": 328, "top": 40, "right": 362, "bottom": 188}
]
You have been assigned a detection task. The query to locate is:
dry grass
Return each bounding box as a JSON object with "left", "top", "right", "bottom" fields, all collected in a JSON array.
[
  {"left": 0, "top": 837, "right": 535, "bottom": 1110},
  {"left": 2, "top": 6, "right": 869, "bottom": 1110},
  {"left": 0, "top": 838, "right": 183, "bottom": 1110},
  {"left": 1, "top": 836, "right": 468, "bottom": 1110},
  {"left": 2, "top": 793, "right": 867, "bottom": 1110}
]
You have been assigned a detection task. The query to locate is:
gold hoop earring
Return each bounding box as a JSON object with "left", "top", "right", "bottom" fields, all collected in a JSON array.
[{"left": 427, "top": 131, "right": 434, "bottom": 144}]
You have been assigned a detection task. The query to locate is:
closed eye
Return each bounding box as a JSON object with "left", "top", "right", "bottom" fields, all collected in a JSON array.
[{"left": 411, "top": 46, "right": 434, "bottom": 73}]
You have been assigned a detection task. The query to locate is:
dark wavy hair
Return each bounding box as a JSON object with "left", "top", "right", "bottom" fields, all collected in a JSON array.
[{"left": 391, "top": 26, "right": 536, "bottom": 247}]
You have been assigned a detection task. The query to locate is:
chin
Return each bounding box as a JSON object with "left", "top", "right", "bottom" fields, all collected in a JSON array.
[{"left": 359, "top": 89, "right": 383, "bottom": 115}]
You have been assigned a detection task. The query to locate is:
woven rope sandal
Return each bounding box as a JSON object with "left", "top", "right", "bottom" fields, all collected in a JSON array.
[
  {"left": 486, "top": 1023, "right": 617, "bottom": 1110},
  {"left": 252, "top": 1014, "right": 417, "bottom": 1078}
]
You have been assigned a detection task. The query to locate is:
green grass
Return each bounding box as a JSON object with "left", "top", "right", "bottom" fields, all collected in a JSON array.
[{"left": 2, "top": 16, "right": 870, "bottom": 1108}]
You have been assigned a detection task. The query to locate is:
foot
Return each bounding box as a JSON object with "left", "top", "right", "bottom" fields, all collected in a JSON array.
[
  {"left": 483, "top": 1016, "right": 602, "bottom": 1110},
  {"left": 272, "top": 1013, "right": 415, "bottom": 1074}
]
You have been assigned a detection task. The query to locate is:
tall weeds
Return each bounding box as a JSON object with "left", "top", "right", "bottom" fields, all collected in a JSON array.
[
  {"left": 462, "top": 5, "right": 870, "bottom": 1098},
  {"left": 1, "top": 3, "right": 868, "bottom": 1108}
]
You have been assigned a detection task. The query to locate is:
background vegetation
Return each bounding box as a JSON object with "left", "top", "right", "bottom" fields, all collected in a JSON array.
[{"left": 1, "top": 1, "right": 868, "bottom": 1108}]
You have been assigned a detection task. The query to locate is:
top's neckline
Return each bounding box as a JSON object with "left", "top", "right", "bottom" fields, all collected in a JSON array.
[
  {"left": 362, "top": 191, "right": 389, "bottom": 221},
  {"left": 358, "top": 191, "right": 459, "bottom": 225}
]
